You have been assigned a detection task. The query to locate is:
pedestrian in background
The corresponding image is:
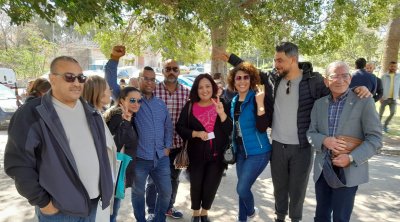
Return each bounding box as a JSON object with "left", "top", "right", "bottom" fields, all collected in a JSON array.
[{"left": 25, "top": 77, "right": 51, "bottom": 103}]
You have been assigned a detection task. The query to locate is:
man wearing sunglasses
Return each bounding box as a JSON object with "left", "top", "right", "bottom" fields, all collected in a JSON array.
[
  {"left": 146, "top": 59, "right": 189, "bottom": 220},
  {"left": 105, "top": 46, "right": 174, "bottom": 222},
  {"left": 4, "top": 56, "right": 113, "bottom": 221}
]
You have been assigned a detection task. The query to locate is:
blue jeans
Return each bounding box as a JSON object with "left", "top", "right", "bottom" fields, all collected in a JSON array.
[
  {"left": 132, "top": 156, "right": 172, "bottom": 222},
  {"left": 35, "top": 199, "right": 98, "bottom": 222},
  {"left": 236, "top": 147, "right": 271, "bottom": 221},
  {"left": 314, "top": 174, "right": 358, "bottom": 222},
  {"left": 146, "top": 148, "right": 182, "bottom": 213},
  {"left": 110, "top": 198, "right": 121, "bottom": 222}
]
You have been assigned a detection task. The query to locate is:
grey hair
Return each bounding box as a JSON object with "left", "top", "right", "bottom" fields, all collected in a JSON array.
[{"left": 325, "top": 61, "right": 350, "bottom": 77}]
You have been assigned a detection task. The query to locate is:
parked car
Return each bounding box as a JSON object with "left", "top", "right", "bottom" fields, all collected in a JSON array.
[
  {"left": 0, "top": 68, "right": 17, "bottom": 89},
  {"left": 0, "top": 84, "right": 19, "bottom": 129},
  {"left": 177, "top": 75, "right": 194, "bottom": 89}
]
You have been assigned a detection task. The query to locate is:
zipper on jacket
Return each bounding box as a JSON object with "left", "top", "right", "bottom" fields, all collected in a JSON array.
[{"left": 236, "top": 119, "right": 248, "bottom": 158}]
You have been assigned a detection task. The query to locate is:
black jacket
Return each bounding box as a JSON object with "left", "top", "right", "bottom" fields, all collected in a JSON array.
[
  {"left": 228, "top": 54, "right": 330, "bottom": 148},
  {"left": 373, "top": 77, "right": 383, "bottom": 102},
  {"left": 176, "top": 101, "right": 233, "bottom": 165},
  {"left": 104, "top": 106, "right": 138, "bottom": 188},
  {"left": 4, "top": 92, "right": 113, "bottom": 216}
]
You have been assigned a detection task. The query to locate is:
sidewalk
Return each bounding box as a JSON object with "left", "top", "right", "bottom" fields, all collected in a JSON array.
[{"left": 1, "top": 153, "right": 399, "bottom": 222}]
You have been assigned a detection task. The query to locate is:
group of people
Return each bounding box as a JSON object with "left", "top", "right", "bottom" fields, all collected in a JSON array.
[{"left": 3, "top": 41, "right": 389, "bottom": 222}]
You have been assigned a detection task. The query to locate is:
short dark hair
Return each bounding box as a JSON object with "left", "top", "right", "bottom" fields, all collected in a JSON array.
[
  {"left": 189, "top": 74, "right": 218, "bottom": 102},
  {"left": 50, "top": 56, "right": 79, "bottom": 73},
  {"left": 275, "top": 42, "right": 299, "bottom": 58},
  {"left": 212, "top": 72, "right": 222, "bottom": 80},
  {"left": 355, "top": 58, "right": 367, "bottom": 69},
  {"left": 119, "top": 79, "right": 126, "bottom": 83},
  {"left": 390, "top": 61, "right": 397, "bottom": 65},
  {"left": 144, "top": 66, "right": 154, "bottom": 71}
]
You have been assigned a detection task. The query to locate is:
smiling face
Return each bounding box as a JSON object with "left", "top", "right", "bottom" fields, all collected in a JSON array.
[
  {"left": 234, "top": 70, "right": 250, "bottom": 95},
  {"left": 274, "top": 51, "right": 295, "bottom": 78},
  {"left": 139, "top": 69, "right": 156, "bottom": 96},
  {"left": 49, "top": 60, "right": 84, "bottom": 107},
  {"left": 324, "top": 65, "right": 352, "bottom": 99},
  {"left": 120, "top": 91, "right": 142, "bottom": 113},
  {"left": 197, "top": 77, "right": 214, "bottom": 102}
]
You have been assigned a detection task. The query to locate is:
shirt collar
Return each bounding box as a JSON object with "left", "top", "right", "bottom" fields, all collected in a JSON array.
[{"left": 329, "top": 89, "right": 350, "bottom": 102}]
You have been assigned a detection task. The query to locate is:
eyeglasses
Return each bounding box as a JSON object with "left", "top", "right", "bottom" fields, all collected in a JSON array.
[
  {"left": 164, "top": 67, "right": 179, "bottom": 72},
  {"left": 53, "top": 72, "right": 87, "bottom": 83},
  {"left": 286, "top": 80, "right": 291, "bottom": 95},
  {"left": 235, "top": 75, "right": 250, "bottom": 81},
  {"left": 129, "top": 98, "right": 143, "bottom": 104},
  {"left": 141, "top": 77, "right": 156, "bottom": 83},
  {"left": 327, "top": 73, "right": 351, "bottom": 81}
]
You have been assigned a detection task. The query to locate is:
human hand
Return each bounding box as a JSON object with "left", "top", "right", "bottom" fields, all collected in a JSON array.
[
  {"left": 194, "top": 131, "right": 209, "bottom": 141},
  {"left": 332, "top": 154, "right": 351, "bottom": 167},
  {"left": 354, "top": 86, "right": 372, "bottom": 98},
  {"left": 40, "top": 201, "right": 59, "bottom": 215},
  {"left": 164, "top": 148, "right": 170, "bottom": 156},
  {"left": 120, "top": 103, "right": 132, "bottom": 122},
  {"left": 212, "top": 97, "right": 225, "bottom": 115},
  {"left": 111, "top": 45, "right": 126, "bottom": 61},
  {"left": 213, "top": 48, "right": 230, "bottom": 62},
  {"left": 255, "top": 84, "right": 265, "bottom": 105},
  {"left": 323, "top": 137, "right": 348, "bottom": 156}
]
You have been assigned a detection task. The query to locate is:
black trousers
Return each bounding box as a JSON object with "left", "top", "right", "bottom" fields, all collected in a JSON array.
[{"left": 189, "top": 160, "right": 225, "bottom": 210}]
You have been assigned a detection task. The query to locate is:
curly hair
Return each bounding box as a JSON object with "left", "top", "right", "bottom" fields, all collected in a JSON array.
[{"left": 227, "top": 62, "right": 260, "bottom": 92}]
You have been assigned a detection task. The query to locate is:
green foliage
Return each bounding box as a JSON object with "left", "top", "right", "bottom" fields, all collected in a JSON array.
[{"left": 0, "top": 25, "right": 57, "bottom": 79}]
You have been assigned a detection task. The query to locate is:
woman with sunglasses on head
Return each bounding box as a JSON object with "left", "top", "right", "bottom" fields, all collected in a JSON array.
[
  {"left": 103, "top": 86, "right": 143, "bottom": 222},
  {"left": 176, "top": 74, "right": 232, "bottom": 222},
  {"left": 226, "top": 62, "right": 272, "bottom": 222}
]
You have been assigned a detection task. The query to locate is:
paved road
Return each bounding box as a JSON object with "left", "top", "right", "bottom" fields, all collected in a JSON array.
[{"left": 0, "top": 130, "right": 399, "bottom": 222}]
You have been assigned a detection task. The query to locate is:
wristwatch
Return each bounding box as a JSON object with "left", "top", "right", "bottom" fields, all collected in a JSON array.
[
  {"left": 258, "top": 106, "right": 265, "bottom": 112},
  {"left": 348, "top": 154, "right": 354, "bottom": 163}
]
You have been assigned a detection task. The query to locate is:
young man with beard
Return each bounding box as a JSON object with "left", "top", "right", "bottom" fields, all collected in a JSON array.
[
  {"left": 146, "top": 59, "right": 189, "bottom": 221},
  {"left": 216, "top": 42, "right": 370, "bottom": 222},
  {"left": 105, "top": 46, "right": 173, "bottom": 222}
]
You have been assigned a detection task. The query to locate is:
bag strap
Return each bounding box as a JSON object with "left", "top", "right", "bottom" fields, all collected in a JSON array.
[{"left": 182, "top": 102, "right": 192, "bottom": 151}]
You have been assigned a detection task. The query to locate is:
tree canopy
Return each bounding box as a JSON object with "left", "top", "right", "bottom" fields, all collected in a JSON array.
[{"left": 1, "top": 0, "right": 400, "bottom": 74}]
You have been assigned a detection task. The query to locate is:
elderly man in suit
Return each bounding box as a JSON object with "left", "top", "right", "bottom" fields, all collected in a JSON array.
[{"left": 307, "top": 61, "right": 382, "bottom": 222}]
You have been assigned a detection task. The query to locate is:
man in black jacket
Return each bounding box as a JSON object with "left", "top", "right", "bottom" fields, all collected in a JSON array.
[
  {"left": 217, "top": 42, "right": 370, "bottom": 222},
  {"left": 4, "top": 56, "right": 113, "bottom": 221}
]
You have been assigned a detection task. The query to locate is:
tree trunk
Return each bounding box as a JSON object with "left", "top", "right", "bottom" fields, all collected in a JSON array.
[
  {"left": 380, "top": 6, "right": 400, "bottom": 75},
  {"left": 210, "top": 24, "right": 229, "bottom": 76}
]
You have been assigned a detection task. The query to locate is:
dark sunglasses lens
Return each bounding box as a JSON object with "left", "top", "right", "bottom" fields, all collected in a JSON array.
[
  {"left": 77, "top": 74, "right": 87, "bottom": 83},
  {"left": 165, "top": 67, "right": 179, "bottom": 72},
  {"left": 129, "top": 98, "right": 143, "bottom": 104},
  {"left": 64, "top": 74, "right": 75, "bottom": 82},
  {"left": 63, "top": 73, "right": 86, "bottom": 83}
]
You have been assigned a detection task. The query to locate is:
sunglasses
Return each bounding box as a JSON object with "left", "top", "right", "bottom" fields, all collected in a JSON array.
[
  {"left": 235, "top": 75, "right": 250, "bottom": 81},
  {"left": 164, "top": 67, "right": 179, "bottom": 72},
  {"left": 53, "top": 72, "right": 87, "bottom": 83},
  {"left": 327, "top": 73, "right": 351, "bottom": 81},
  {"left": 129, "top": 98, "right": 143, "bottom": 104},
  {"left": 286, "top": 80, "right": 291, "bottom": 95}
]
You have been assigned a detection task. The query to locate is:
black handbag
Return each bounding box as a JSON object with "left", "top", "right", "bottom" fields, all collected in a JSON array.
[{"left": 223, "top": 143, "right": 236, "bottom": 164}]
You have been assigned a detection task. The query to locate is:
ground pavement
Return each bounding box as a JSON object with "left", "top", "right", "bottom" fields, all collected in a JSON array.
[{"left": 0, "top": 131, "right": 399, "bottom": 222}]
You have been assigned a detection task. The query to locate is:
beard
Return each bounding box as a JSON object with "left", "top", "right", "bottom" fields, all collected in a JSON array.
[
  {"left": 165, "top": 74, "right": 177, "bottom": 83},
  {"left": 278, "top": 69, "right": 289, "bottom": 78}
]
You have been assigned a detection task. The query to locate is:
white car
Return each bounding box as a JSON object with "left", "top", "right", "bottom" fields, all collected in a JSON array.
[{"left": 0, "top": 84, "right": 19, "bottom": 129}]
